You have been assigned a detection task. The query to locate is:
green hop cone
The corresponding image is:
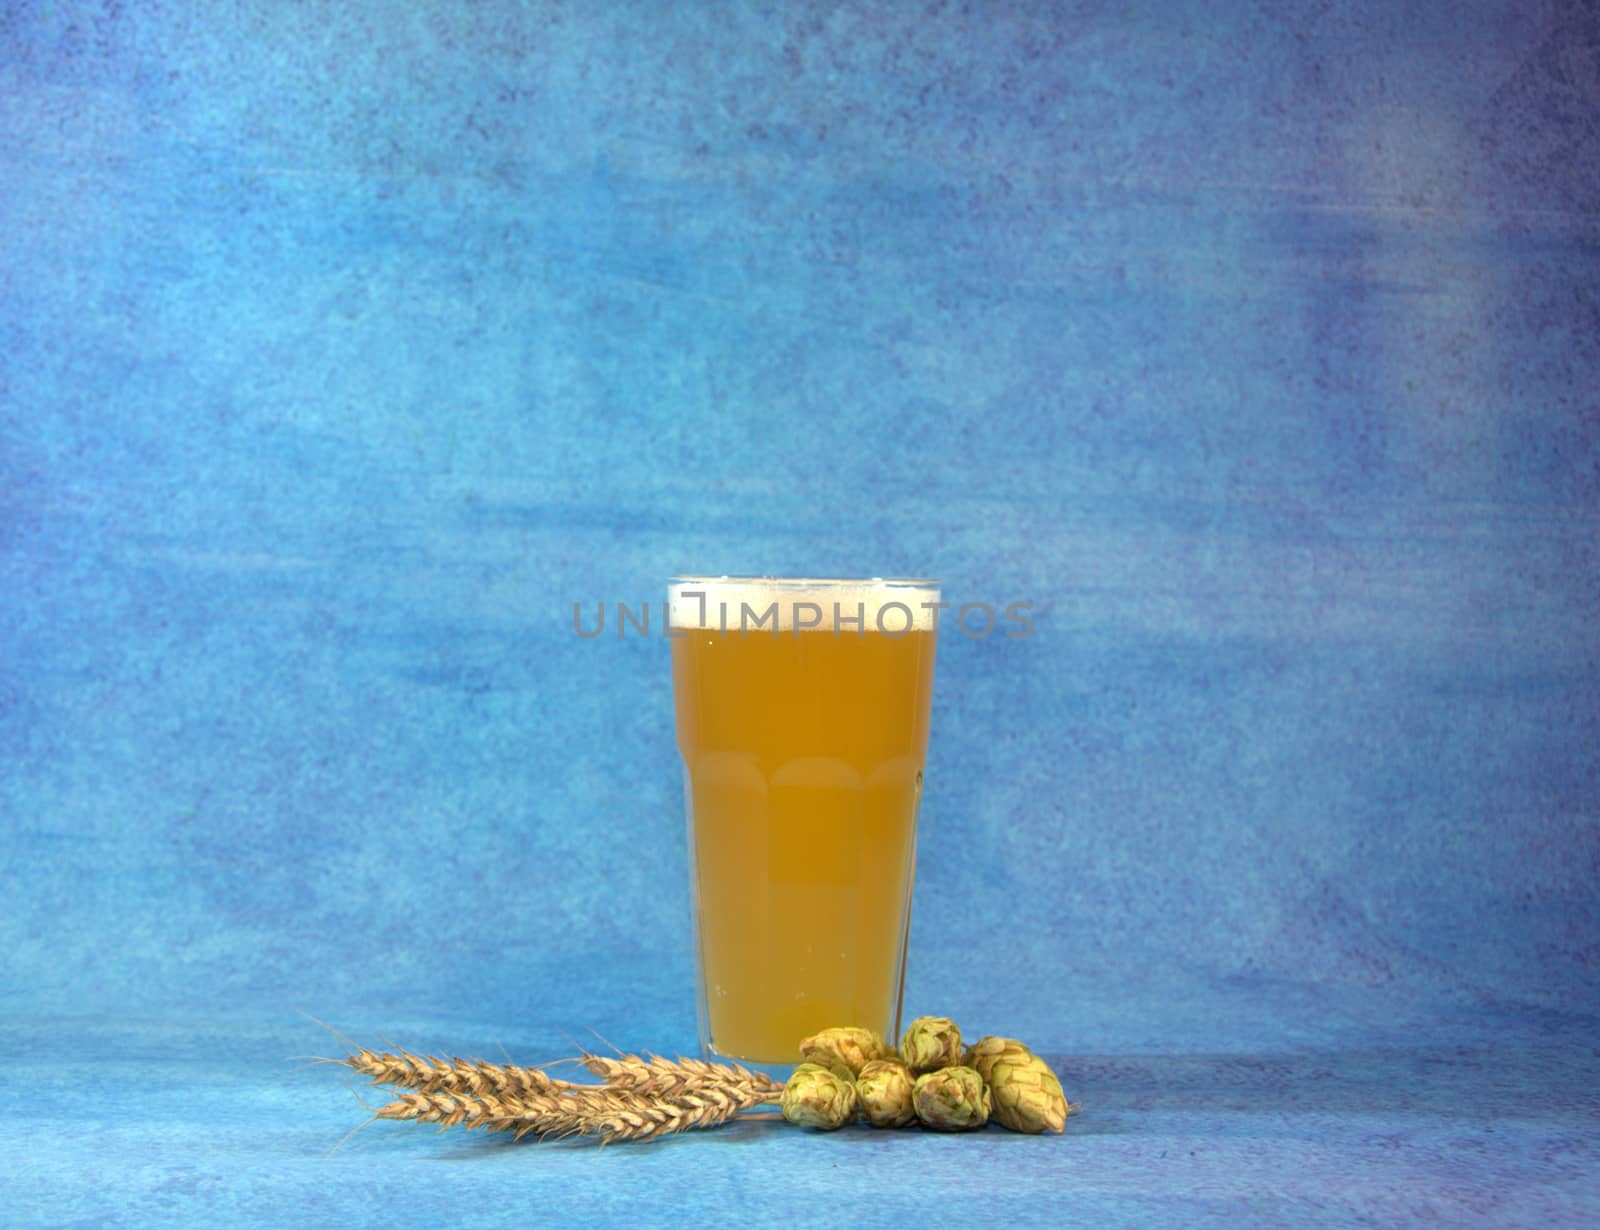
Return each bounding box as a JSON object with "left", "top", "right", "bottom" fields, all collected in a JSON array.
[
  {"left": 798, "top": 1026, "right": 887, "bottom": 1078},
  {"left": 900, "top": 1016, "right": 963, "bottom": 1074},
  {"left": 964, "top": 1036, "right": 1035, "bottom": 1082},
  {"left": 987, "top": 1052, "right": 1071, "bottom": 1134},
  {"left": 911, "top": 1065, "right": 991, "bottom": 1131},
  {"left": 855, "top": 1059, "right": 916, "bottom": 1128},
  {"left": 781, "top": 1063, "right": 859, "bottom": 1130}
]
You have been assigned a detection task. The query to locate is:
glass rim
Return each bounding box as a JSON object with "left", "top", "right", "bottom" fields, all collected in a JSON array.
[{"left": 668, "top": 575, "right": 940, "bottom": 587}]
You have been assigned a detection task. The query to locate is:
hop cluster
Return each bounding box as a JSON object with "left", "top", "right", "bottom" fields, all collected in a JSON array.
[{"left": 779, "top": 1015, "right": 1075, "bottom": 1135}]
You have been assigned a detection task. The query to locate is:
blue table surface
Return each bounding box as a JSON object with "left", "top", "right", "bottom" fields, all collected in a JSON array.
[{"left": 8, "top": 990, "right": 1598, "bottom": 1229}]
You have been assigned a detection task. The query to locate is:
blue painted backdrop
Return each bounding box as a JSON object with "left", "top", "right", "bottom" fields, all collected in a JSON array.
[{"left": 3, "top": 1, "right": 1598, "bottom": 1225}]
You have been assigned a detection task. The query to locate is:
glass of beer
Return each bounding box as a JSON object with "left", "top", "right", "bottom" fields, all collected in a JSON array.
[{"left": 669, "top": 576, "right": 940, "bottom": 1070}]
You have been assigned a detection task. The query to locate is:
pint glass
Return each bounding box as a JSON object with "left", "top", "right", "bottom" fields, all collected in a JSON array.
[{"left": 669, "top": 577, "right": 940, "bottom": 1068}]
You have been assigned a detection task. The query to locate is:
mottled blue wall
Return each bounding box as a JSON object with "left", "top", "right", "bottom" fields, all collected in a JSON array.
[{"left": 3, "top": 0, "right": 1597, "bottom": 1055}]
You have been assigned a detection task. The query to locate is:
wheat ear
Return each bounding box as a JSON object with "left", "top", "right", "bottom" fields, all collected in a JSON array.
[
  {"left": 339, "top": 1047, "right": 576, "bottom": 1097},
  {"left": 376, "top": 1083, "right": 774, "bottom": 1144},
  {"left": 376, "top": 1088, "right": 594, "bottom": 1137},
  {"left": 580, "top": 1051, "right": 782, "bottom": 1101},
  {"left": 335, "top": 1042, "right": 779, "bottom": 1104},
  {"left": 580, "top": 1083, "right": 767, "bottom": 1142}
]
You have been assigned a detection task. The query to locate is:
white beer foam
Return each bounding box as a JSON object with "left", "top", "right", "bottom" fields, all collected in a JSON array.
[{"left": 668, "top": 578, "right": 941, "bottom": 633}]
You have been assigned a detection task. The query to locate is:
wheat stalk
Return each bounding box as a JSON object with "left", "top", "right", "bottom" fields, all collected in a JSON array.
[
  {"left": 579, "top": 1051, "right": 782, "bottom": 1101},
  {"left": 580, "top": 1083, "right": 765, "bottom": 1142},
  {"left": 337, "top": 1044, "right": 780, "bottom": 1105},
  {"left": 376, "top": 1088, "right": 595, "bottom": 1138},
  {"left": 375, "top": 1082, "right": 774, "bottom": 1144},
  {"left": 324, "top": 1026, "right": 786, "bottom": 1146},
  {"left": 339, "top": 1047, "right": 575, "bottom": 1098}
]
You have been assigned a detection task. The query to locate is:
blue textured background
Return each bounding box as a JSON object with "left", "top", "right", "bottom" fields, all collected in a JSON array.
[{"left": 3, "top": 1, "right": 1598, "bottom": 1225}]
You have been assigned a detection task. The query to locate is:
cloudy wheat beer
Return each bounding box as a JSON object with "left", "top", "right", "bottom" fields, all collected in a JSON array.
[{"left": 669, "top": 578, "right": 939, "bottom": 1066}]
